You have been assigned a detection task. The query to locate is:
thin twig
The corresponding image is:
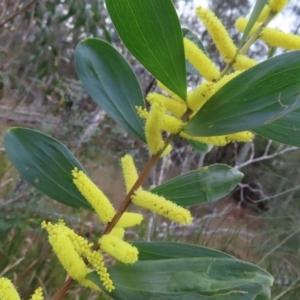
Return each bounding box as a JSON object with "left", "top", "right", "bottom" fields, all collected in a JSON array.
[
  {"left": 0, "top": 0, "right": 39, "bottom": 28},
  {"left": 235, "top": 146, "right": 298, "bottom": 169}
]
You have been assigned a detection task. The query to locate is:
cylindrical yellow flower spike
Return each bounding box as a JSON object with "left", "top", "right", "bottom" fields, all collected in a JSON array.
[
  {"left": 72, "top": 168, "right": 115, "bottom": 224},
  {"left": 261, "top": 28, "right": 300, "bottom": 50},
  {"left": 42, "top": 221, "right": 91, "bottom": 284},
  {"left": 145, "top": 100, "right": 166, "bottom": 154},
  {"left": 157, "top": 81, "right": 186, "bottom": 103},
  {"left": 99, "top": 234, "right": 139, "bottom": 264},
  {"left": 30, "top": 287, "right": 43, "bottom": 300},
  {"left": 132, "top": 189, "right": 193, "bottom": 225},
  {"left": 268, "top": 0, "right": 289, "bottom": 12},
  {"left": 234, "top": 55, "right": 257, "bottom": 71},
  {"left": 116, "top": 212, "right": 143, "bottom": 228},
  {"left": 42, "top": 221, "right": 114, "bottom": 292},
  {"left": 121, "top": 154, "right": 139, "bottom": 193},
  {"left": 197, "top": 7, "right": 237, "bottom": 62},
  {"left": 161, "top": 115, "right": 183, "bottom": 134},
  {"left": 257, "top": 5, "right": 271, "bottom": 22},
  {"left": 110, "top": 227, "right": 125, "bottom": 239},
  {"left": 160, "top": 144, "right": 172, "bottom": 157},
  {"left": 184, "top": 38, "right": 220, "bottom": 81},
  {"left": 62, "top": 228, "right": 93, "bottom": 256},
  {"left": 226, "top": 131, "right": 254, "bottom": 143},
  {"left": 236, "top": 17, "right": 300, "bottom": 50},
  {"left": 84, "top": 250, "right": 115, "bottom": 292},
  {"left": 135, "top": 106, "right": 148, "bottom": 119},
  {"left": 187, "top": 81, "right": 215, "bottom": 111},
  {"left": 147, "top": 93, "right": 186, "bottom": 118},
  {"left": 180, "top": 132, "right": 228, "bottom": 146},
  {"left": 0, "top": 278, "right": 21, "bottom": 300},
  {"left": 235, "top": 17, "right": 260, "bottom": 35},
  {"left": 214, "top": 71, "right": 241, "bottom": 94}
]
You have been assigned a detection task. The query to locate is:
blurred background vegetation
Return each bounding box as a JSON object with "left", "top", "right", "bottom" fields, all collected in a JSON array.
[{"left": 1, "top": 0, "right": 300, "bottom": 299}]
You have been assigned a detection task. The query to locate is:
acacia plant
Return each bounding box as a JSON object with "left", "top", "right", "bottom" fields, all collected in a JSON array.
[{"left": 1, "top": 0, "right": 300, "bottom": 299}]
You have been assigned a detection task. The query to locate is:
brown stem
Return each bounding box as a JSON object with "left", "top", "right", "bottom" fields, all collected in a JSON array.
[
  {"left": 51, "top": 134, "right": 174, "bottom": 299},
  {"left": 52, "top": 277, "right": 73, "bottom": 300},
  {"left": 104, "top": 134, "right": 175, "bottom": 234},
  {"left": 0, "top": 0, "right": 39, "bottom": 28}
]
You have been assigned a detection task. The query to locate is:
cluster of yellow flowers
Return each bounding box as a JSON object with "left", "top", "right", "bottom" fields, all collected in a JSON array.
[
  {"left": 0, "top": 278, "right": 43, "bottom": 300},
  {"left": 3, "top": 1, "right": 295, "bottom": 298},
  {"left": 122, "top": 155, "right": 193, "bottom": 225},
  {"left": 38, "top": 155, "right": 192, "bottom": 293},
  {"left": 236, "top": 0, "right": 299, "bottom": 51},
  {"left": 138, "top": 0, "right": 299, "bottom": 156}
]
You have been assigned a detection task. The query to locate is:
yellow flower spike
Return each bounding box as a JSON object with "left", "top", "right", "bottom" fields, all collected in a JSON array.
[
  {"left": 30, "top": 287, "right": 43, "bottom": 300},
  {"left": 157, "top": 81, "right": 186, "bottom": 103},
  {"left": 235, "top": 17, "right": 260, "bottom": 35},
  {"left": 111, "top": 227, "right": 125, "bottom": 239},
  {"left": 226, "top": 131, "right": 254, "bottom": 143},
  {"left": 72, "top": 168, "right": 115, "bottom": 224},
  {"left": 132, "top": 189, "right": 193, "bottom": 225},
  {"left": 145, "top": 100, "right": 166, "bottom": 154},
  {"left": 214, "top": 71, "right": 241, "bottom": 94},
  {"left": 63, "top": 227, "right": 94, "bottom": 256},
  {"left": 0, "top": 277, "right": 21, "bottom": 300},
  {"left": 184, "top": 38, "right": 220, "bottom": 81},
  {"left": 268, "top": 0, "right": 289, "bottom": 12},
  {"left": 234, "top": 55, "right": 257, "bottom": 71},
  {"left": 236, "top": 17, "right": 300, "bottom": 50},
  {"left": 42, "top": 221, "right": 91, "bottom": 284},
  {"left": 121, "top": 154, "right": 138, "bottom": 193},
  {"left": 42, "top": 221, "right": 114, "bottom": 292},
  {"left": 196, "top": 7, "right": 237, "bottom": 62},
  {"left": 161, "top": 115, "right": 183, "bottom": 134},
  {"left": 160, "top": 144, "right": 172, "bottom": 157},
  {"left": 135, "top": 106, "right": 148, "bottom": 119},
  {"left": 187, "top": 81, "right": 215, "bottom": 111},
  {"left": 261, "top": 28, "right": 300, "bottom": 50},
  {"left": 79, "top": 275, "right": 102, "bottom": 292},
  {"left": 84, "top": 250, "right": 115, "bottom": 292},
  {"left": 147, "top": 93, "right": 186, "bottom": 118},
  {"left": 99, "top": 234, "right": 139, "bottom": 264},
  {"left": 116, "top": 212, "right": 143, "bottom": 228},
  {"left": 257, "top": 5, "right": 271, "bottom": 22},
  {"left": 180, "top": 132, "right": 228, "bottom": 146}
]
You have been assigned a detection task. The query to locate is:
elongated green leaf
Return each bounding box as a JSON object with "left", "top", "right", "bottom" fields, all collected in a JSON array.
[
  {"left": 183, "top": 51, "right": 300, "bottom": 137},
  {"left": 150, "top": 164, "right": 243, "bottom": 206},
  {"left": 133, "top": 241, "right": 234, "bottom": 260},
  {"left": 254, "top": 108, "right": 300, "bottom": 147},
  {"left": 88, "top": 257, "right": 273, "bottom": 300},
  {"left": 105, "top": 0, "right": 187, "bottom": 99},
  {"left": 4, "top": 127, "right": 92, "bottom": 210},
  {"left": 238, "top": 0, "right": 268, "bottom": 48},
  {"left": 182, "top": 28, "right": 208, "bottom": 76},
  {"left": 75, "top": 38, "right": 146, "bottom": 141}
]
